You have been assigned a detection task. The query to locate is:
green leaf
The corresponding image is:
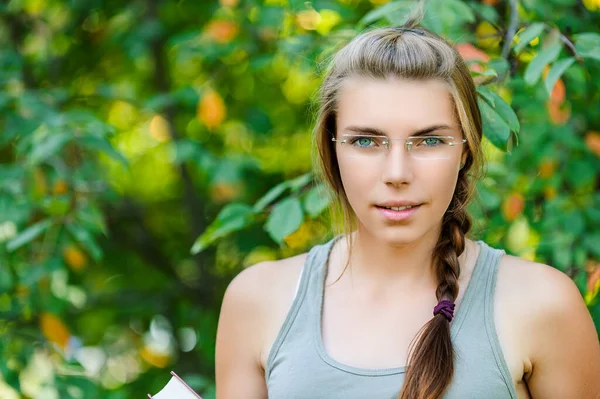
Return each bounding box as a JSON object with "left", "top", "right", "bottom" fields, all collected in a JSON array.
[
  {"left": 29, "top": 132, "right": 71, "bottom": 165},
  {"left": 552, "top": 245, "right": 571, "bottom": 271},
  {"left": 442, "top": 0, "right": 475, "bottom": 23},
  {"left": 78, "top": 136, "right": 129, "bottom": 167},
  {"left": 563, "top": 211, "right": 585, "bottom": 236},
  {"left": 524, "top": 43, "right": 562, "bottom": 85},
  {"left": 6, "top": 219, "right": 53, "bottom": 252},
  {"left": 0, "top": 265, "right": 14, "bottom": 293},
  {"left": 253, "top": 173, "right": 312, "bottom": 213},
  {"left": 513, "top": 23, "right": 545, "bottom": 53},
  {"left": 359, "top": 0, "right": 412, "bottom": 26},
  {"left": 303, "top": 184, "right": 331, "bottom": 218},
  {"left": 191, "top": 203, "right": 254, "bottom": 254},
  {"left": 253, "top": 181, "right": 289, "bottom": 213},
  {"left": 477, "top": 98, "right": 510, "bottom": 151},
  {"left": 574, "top": 32, "right": 600, "bottom": 61},
  {"left": 19, "top": 257, "right": 61, "bottom": 287},
  {"left": 477, "top": 186, "right": 501, "bottom": 211},
  {"left": 476, "top": 86, "right": 496, "bottom": 107},
  {"left": 264, "top": 197, "right": 304, "bottom": 245},
  {"left": 583, "top": 233, "right": 600, "bottom": 258},
  {"left": 544, "top": 57, "right": 575, "bottom": 96},
  {"left": 477, "top": 87, "right": 519, "bottom": 133},
  {"left": 41, "top": 196, "right": 71, "bottom": 217},
  {"left": 66, "top": 223, "right": 103, "bottom": 262},
  {"left": 75, "top": 205, "right": 107, "bottom": 235},
  {"left": 492, "top": 94, "right": 520, "bottom": 133},
  {"left": 288, "top": 173, "right": 312, "bottom": 192}
]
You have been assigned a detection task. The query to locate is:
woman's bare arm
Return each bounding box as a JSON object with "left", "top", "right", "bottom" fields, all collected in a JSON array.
[
  {"left": 215, "top": 263, "right": 271, "bottom": 399},
  {"left": 525, "top": 263, "right": 600, "bottom": 398}
]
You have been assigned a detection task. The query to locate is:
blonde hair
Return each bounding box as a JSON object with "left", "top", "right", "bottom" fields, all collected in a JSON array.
[{"left": 312, "top": 17, "right": 485, "bottom": 399}]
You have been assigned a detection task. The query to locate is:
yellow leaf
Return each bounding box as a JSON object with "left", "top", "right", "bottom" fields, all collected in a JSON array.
[
  {"left": 33, "top": 167, "right": 47, "bottom": 198},
  {"left": 583, "top": 0, "right": 600, "bottom": 11},
  {"left": 296, "top": 10, "right": 321, "bottom": 30},
  {"left": 140, "top": 346, "right": 171, "bottom": 368},
  {"left": 476, "top": 21, "right": 501, "bottom": 49},
  {"left": 315, "top": 10, "right": 341, "bottom": 35},
  {"left": 149, "top": 115, "right": 171, "bottom": 142}
]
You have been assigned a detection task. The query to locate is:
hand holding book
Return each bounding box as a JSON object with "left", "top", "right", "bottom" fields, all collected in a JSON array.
[{"left": 148, "top": 371, "right": 203, "bottom": 399}]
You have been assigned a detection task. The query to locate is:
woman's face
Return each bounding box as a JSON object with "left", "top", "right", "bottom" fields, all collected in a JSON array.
[{"left": 334, "top": 76, "right": 467, "bottom": 245}]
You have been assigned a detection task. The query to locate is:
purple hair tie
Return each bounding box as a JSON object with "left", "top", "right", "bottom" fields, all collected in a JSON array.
[{"left": 433, "top": 300, "right": 455, "bottom": 322}]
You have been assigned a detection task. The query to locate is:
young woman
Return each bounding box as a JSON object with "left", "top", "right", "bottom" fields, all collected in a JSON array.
[{"left": 214, "top": 20, "right": 600, "bottom": 399}]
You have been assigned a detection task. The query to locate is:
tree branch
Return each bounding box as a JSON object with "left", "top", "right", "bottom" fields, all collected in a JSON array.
[
  {"left": 501, "top": 0, "right": 519, "bottom": 60},
  {"left": 146, "top": 0, "right": 217, "bottom": 307}
]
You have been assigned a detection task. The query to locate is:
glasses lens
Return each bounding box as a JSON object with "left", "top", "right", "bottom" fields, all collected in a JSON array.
[
  {"left": 409, "top": 136, "right": 457, "bottom": 160},
  {"left": 337, "top": 134, "right": 387, "bottom": 158},
  {"left": 335, "top": 135, "right": 462, "bottom": 161}
]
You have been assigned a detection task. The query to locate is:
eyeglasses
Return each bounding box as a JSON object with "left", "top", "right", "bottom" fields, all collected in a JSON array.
[{"left": 331, "top": 134, "right": 467, "bottom": 161}]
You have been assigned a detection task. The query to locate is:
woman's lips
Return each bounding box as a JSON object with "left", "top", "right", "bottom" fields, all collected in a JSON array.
[{"left": 375, "top": 204, "right": 422, "bottom": 221}]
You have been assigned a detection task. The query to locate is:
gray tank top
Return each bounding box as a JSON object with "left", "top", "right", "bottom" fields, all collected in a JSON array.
[{"left": 265, "top": 235, "right": 518, "bottom": 399}]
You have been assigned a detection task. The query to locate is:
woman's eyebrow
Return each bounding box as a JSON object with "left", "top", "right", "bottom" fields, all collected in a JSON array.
[{"left": 343, "top": 124, "right": 453, "bottom": 137}]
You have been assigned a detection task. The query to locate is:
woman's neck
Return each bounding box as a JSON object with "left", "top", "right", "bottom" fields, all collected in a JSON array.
[{"left": 329, "top": 226, "right": 473, "bottom": 299}]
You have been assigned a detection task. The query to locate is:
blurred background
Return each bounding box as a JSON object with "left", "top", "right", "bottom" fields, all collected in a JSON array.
[{"left": 0, "top": 0, "right": 599, "bottom": 397}]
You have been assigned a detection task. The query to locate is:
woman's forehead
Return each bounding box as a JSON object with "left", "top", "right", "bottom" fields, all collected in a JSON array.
[{"left": 336, "top": 76, "right": 458, "bottom": 133}]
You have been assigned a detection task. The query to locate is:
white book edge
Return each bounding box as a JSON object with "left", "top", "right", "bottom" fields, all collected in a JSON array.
[{"left": 148, "top": 371, "right": 202, "bottom": 399}]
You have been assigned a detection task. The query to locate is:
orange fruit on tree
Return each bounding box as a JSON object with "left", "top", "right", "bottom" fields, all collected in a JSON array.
[
  {"left": 585, "top": 131, "right": 600, "bottom": 156},
  {"left": 546, "top": 100, "right": 571, "bottom": 125},
  {"left": 549, "top": 78, "right": 566, "bottom": 104},
  {"left": 210, "top": 182, "right": 241, "bottom": 202},
  {"left": 219, "top": 0, "right": 239, "bottom": 7},
  {"left": 63, "top": 245, "right": 88, "bottom": 272},
  {"left": 52, "top": 179, "right": 68, "bottom": 195},
  {"left": 538, "top": 159, "right": 557, "bottom": 178},
  {"left": 588, "top": 263, "right": 600, "bottom": 294},
  {"left": 40, "top": 312, "right": 70, "bottom": 351},
  {"left": 543, "top": 186, "right": 557, "bottom": 200},
  {"left": 502, "top": 192, "right": 525, "bottom": 221},
  {"left": 455, "top": 43, "right": 490, "bottom": 73},
  {"left": 197, "top": 89, "right": 226, "bottom": 129},
  {"left": 206, "top": 20, "right": 239, "bottom": 44}
]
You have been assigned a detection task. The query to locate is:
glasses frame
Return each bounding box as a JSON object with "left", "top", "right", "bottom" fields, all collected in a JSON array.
[{"left": 331, "top": 134, "right": 467, "bottom": 155}]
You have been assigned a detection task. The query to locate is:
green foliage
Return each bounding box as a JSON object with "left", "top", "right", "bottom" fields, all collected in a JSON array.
[{"left": 1, "top": 0, "right": 600, "bottom": 397}]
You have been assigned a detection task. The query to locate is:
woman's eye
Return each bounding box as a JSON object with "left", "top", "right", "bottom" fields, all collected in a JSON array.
[
  {"left": 420, "top": 137, "right": 444, "bottom": 146},
  {"left": 351, "top": 137, "right": 376, "bottom": 147}
]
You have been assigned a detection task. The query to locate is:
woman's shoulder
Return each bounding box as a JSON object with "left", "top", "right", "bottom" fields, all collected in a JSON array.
[
  {"left": 495, "top": 251, "right": 577, "bottom": 308},
  {"left": 222, "top": 250, "right": 311, "bottom": 370},
  {"left": 494, "top": 250, "right": 588, "bottom": 354},
  {"left": 494, "top": 250, "right": 600, "bottom": 393},
  {"left": 226, "top": 251, "right": 309, "bottom": 303},
  {"left": 221, "top": 250, "right": 311, "bottom": 336}
]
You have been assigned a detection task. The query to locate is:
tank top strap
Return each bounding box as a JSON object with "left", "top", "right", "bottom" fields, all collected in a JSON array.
[
  {"left": 450, "top": 240, "right": 506, "bottom": 337},
  {"left": 265, "top": 235, "right": 340, "bottom": 379},
  {"left": 304, "top": 235, "right": 342, "bottom": 314}
]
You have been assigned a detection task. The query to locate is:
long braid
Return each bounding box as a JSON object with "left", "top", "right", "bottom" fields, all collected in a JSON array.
[{"left": 398, "top": 175, "right": 473, "bottom": 399}]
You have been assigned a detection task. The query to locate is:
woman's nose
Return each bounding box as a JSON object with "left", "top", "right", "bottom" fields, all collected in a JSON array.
[{"left": 379, "top": 142, "right": 414, "bottom": 186}]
